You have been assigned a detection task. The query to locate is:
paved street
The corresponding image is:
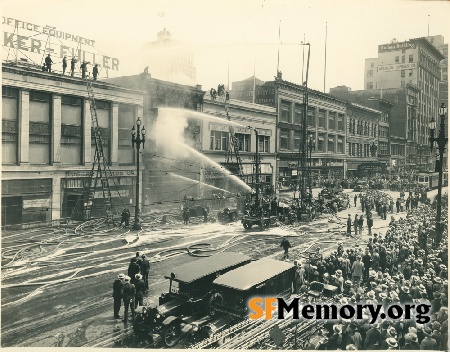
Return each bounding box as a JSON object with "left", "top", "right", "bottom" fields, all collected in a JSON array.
[{"left": 1, "top": 186, "right": 445, "bottom": 347}]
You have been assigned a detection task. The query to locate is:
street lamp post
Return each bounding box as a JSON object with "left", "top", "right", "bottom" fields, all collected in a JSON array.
[
  {"left": 428, "top": 103, "right": 448, "bottom": 245},
  {"left": 307, "top": 134, "right": 315, "bottom": 202},
  {"left": 296, "top": 42, "right": 310, "bottom": 211},
  {"left": 131, "top": 117, "right": 146, "bottom": 230},
  {"left": 248, "top": 126, "right": 261, "bottom": 206}
]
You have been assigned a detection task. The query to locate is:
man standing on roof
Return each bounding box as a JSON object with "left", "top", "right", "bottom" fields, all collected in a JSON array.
[
  {"left": 70, "top": 57, "right": 77, "bottom": 76},
  {"left": 45, "top": 54, "right": 53, "bottom": 72},
  {"left": 62, "top": 56, "right": 67, "bottom": 75},
  {"left": 93, "top": 64, "right": 99, "bottom": 81}
]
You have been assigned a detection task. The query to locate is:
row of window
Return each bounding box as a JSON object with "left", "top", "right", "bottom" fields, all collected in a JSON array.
[
  {"left": 210, "top": 131, "right": 271, "bottom": 153},
  {"left": 348, "top": 119, "right": 377, "bottom": 137},
  {"left": 279, "top": 130, "right": 345, "bottom": 154},
  {"left": 347, "top": 143, "right": 376, "bottom": 158},
  {"left": 2, "top": 87, "right": 138, "bottom": 165},
  {"left": 394, "top": 54, "right": 414, "bottom": 64},
  {"left": 280, "top": 102, "right": 345, "bottom": 131}
]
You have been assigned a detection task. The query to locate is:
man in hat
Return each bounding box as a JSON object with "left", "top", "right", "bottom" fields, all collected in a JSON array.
[
  {"left": 293, "top": 262, "right": 305, "bottom": 294},
  {"left": 351, "top": 256, "right": 364, "bottom": 285},
  {"left": 80, "top": 61, "right": 88, "bottom": 79},
  {"left": 122, "top": 276, "right": 135, "bottom": 323},
  {"left": 134, "top": 273, "right": 145, "bottom": 308},
  {"left": 334, "top": 269, "right": 344, "bottom": 293},
  {"left": 112, "top": 273, "right": 125, "bottom": 319},
  {"left": 362, "top": 249, "right": 372, "bottom": 282},
  {"left": 365, "top": 323, "right": 381, "bottom": 350},
  {"left": 127, "top": 258, "right": 140, "bottom": 285},
  {"left": 347, "top": 214, "right": 352, "bottom": 236},
  {"left": 141, "top": 254, "right": 151, "bottom": 291},
  {"left": 326, "top": 324, "right": 343, "bottom": 349},
  {"left": 404, "top": 332, "right": 420, "bottom": 350},
  {"left": 45, "top": 54, "right": 53, "bottom": 72},
  {"left": 62, "top": 56, "right": 67, "bottom": 75},
  {"left": 280, "top": 237, "right": 291, "bottom": 260},
  {"left": 385, "top": 337, "right": 398, "bottom": 350},
  {"left": 420, "top": 327, "right": 437, "bottom": 350}
]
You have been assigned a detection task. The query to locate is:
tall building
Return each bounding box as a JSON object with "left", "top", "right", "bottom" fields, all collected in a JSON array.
[
  {"left": 427, "top": 35, "right": 448, "bottom": 122},
  {"left": 365, "top": 37, "right": 444, "bottom": 145},
  {"left": 141, "top": 28, "right": 197, "bottom": 85},
  {"left": 2, "top": 62, "right": 144, "bottom": 227}
]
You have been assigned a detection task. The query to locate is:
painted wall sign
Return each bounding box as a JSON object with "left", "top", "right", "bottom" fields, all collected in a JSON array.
[{"left": 2, "top": 17, "right": 120, "bottom": 71}]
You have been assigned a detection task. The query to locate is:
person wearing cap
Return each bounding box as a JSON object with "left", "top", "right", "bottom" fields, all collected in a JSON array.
[
  {"left": 134, "top": 273, "right": 145, "bottom": 308},
  {"left": 141, "top": 254, "right": 151, "bottom": 291},
  {"left": 420, "top": 327, "right": 437, "bottom": 350},
  {"left": 62, "top": 56, "right": 67, "bottom": 75},
  {"left": 112, "top": 274, "right": 125, "bottom": 319},
  {"left": 122, "top": 276, "right": 136, "bottom": 323}
]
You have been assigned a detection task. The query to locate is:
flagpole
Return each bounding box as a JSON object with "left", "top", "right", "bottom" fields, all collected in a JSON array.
[
  {"left": 277, "top": 20, "right": 281, "bottom": 74},
  {"left": 324, "top": 22, "right": 327, "bottom": 93},
  {"left": 253, "top": 59, "right": 256, "bottom": 104},
  {"left": 302, "top": 33, "right": 305, "bottom": 84}
]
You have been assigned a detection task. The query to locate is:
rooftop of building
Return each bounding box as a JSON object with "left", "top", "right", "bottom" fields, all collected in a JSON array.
[
  {"left": 2, "top": 60, "right": 147, "bottom": 98},
  {"left": 203, "top": 92, "right": 276, "bottom": 114}
]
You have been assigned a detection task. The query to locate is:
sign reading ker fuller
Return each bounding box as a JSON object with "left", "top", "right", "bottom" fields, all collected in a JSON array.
[{"left": 2, "top": 17, "right": 119, "bottom": 71}]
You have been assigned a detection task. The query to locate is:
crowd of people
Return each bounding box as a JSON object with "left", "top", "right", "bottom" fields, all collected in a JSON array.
[
  {"left": 292, "top": 198, "right": 448, "bottom": 350},
  {"left": 112, "top": 252, "right": 151, "bottom": 323}
]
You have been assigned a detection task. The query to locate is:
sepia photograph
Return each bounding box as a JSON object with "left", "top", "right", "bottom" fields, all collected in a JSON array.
[{"left": 1, "top": 0, "right": 449, "bottom": 350}]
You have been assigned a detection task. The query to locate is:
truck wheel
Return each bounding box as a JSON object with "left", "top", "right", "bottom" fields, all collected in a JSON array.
[
  {"left": 231, "top": 212, "right": 238, "bottom": 221},
  {"left": 164, "top": 323, "right": 181, "bottom": 347},
  {"left": 243, "top": 222, "right": 252, "bottom": 230}
]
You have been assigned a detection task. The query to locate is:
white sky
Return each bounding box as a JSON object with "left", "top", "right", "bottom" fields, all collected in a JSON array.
[{"left": 2, "top": 0, "right": 450, "bottom": 92}]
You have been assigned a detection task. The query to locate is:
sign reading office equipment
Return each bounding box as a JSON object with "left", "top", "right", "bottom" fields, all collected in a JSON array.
[{"left": 2, "top": 17, "right": 120, "bottom": 71}]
